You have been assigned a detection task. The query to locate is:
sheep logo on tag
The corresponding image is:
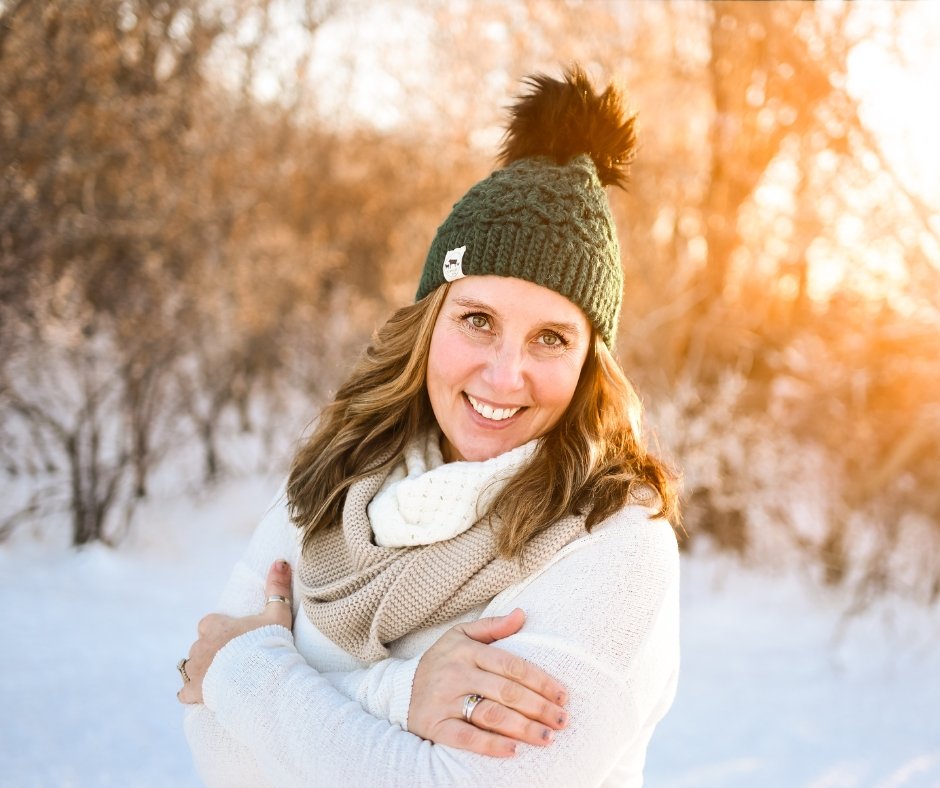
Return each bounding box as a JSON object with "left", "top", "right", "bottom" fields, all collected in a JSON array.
[{"left": 442, "top": 246, "right": 466, "bottom": 282}]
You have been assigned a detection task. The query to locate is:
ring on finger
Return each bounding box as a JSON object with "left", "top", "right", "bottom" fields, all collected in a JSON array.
[
  {"left": 177, "top": 657, "right": 191, "bottom": 683},
  {"left": 462, "top": 693, "right": 484, "bottom": 723},
  {"left": 265, "top": 594, "right": 292, "bottom": 607}
]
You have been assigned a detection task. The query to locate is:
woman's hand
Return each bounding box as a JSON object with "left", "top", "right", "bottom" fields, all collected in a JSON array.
[
  {"left": 409, "top": 609, "right": 569, "bottom": 757},
  {"left": 177, "top": 560, "right": 294, "bottom": 705}
]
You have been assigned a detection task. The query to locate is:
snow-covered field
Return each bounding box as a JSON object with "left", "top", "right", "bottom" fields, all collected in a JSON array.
[{"left": 1, "top": 475, "right": 938, "bottom": 788}]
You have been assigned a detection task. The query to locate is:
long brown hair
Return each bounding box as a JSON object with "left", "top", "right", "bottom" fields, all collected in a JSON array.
[
  {"left": 492, "top": 335, "right": 679, "bottom": 556},
  {"left": 287, "top": 284, "right": 679, "bottom": 557}
]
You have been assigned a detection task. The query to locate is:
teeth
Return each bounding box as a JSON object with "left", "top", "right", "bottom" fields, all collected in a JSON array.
[{"left": 467, "top": 395, "right": 521, "bottom": 421}]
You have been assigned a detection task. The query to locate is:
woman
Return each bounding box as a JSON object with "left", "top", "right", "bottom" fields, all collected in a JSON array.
[{"left": 179, "top": 65, "right": 680, "bottom": 787}]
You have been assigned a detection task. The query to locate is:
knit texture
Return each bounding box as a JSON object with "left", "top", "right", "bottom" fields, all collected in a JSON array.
[
  {"left": 297, "top": 437, "right": 586, "bottom": 662},
  {"left": 415, "top": 154, "right": 623, "bottom": 347},
  {"left": 184, "top": 493, "right": 680, "bottom": 788},
  {"left": 367, "top": 429, "right": 537, "bottom": 547}
]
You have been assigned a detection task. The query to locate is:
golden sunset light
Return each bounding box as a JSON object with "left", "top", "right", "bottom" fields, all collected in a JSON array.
[{"left": 2, "top": 2, "right": 939, "bottom": 785}]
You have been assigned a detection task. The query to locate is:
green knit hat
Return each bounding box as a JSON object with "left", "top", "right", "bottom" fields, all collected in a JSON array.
[{"left": 415, "top": 66, "right": 636, "bottom": 349}]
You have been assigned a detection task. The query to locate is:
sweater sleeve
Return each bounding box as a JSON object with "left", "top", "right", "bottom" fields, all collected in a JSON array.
[
  {"left": 199, "top": 508, "right": 680, "bottom": 788},
  {"left": 319, "top": 655, "right": 423, "bottom": 730},
  {"left": 184, "top": 486, "right": 425, "bottom": 785}
]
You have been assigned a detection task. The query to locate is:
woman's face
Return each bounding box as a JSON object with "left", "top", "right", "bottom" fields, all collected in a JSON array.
[{"left": 426, "top": 276, "right": 592, "bottom": 463}]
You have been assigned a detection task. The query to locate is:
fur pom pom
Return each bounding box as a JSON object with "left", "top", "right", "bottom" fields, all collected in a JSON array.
[{"left": 498, "top": 65, "right": 636, "bottom": 188}]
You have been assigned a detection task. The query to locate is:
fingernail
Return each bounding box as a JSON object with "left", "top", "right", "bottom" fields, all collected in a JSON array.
[
  {"left": 276, "top": 560, "right": 289, "bottom": 571},
  {"left": 556, "top": 691, "right": 567, "bottom": 704},
  {"left": 541, "top": 728, "right": 553, "bottom": 742},
  {"left": 557, "top": 713, "right": 568, "bottom": 727}
]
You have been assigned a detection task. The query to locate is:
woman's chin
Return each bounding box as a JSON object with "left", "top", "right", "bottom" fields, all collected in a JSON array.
[{"left": 443, "top": 434, "right": 522, "bottom": 463}]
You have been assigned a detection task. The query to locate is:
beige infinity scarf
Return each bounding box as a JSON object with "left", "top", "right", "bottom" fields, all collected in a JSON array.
[{"left": 297, "top": 434, "right": 587, "bottom": 662}]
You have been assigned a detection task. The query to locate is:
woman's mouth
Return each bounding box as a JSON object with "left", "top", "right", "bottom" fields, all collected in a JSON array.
[{"left": 465, "top": 393, "right": 523, "bottom": 422}]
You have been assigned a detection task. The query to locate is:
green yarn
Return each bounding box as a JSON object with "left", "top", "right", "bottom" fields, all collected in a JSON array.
[{"left": 415, "top": 153, "right": 623, "bottom": 348}]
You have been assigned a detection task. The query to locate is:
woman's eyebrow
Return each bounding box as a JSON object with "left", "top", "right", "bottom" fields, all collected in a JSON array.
[
  {"left": 451, "top": 297, "right": 584, "bottom": 335},
  {"left": 452, "top": 296, "right": 494, "bottom": 312},
  {"left": 542, "top": 321, "right": 584, "bottom": 336}
]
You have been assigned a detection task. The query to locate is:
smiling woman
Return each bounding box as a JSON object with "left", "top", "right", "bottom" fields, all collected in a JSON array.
[
  {"left": 180, "top": 65, "right": 681, "bottom": 787},
  {"left": 427, "top": 277, "right": 591, "bottom": 463}
]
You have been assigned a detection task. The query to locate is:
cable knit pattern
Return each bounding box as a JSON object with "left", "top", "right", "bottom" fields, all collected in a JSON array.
[
  {"left": 368, "top": 430, "right": 537, "bottom": 547},
  {"left": 415, "top": 154, "right": 623, "bottom": 347},
  {"left": 298, "top": 434, "right": 584, "bottom": 662},
  {"left": 183, "top": 496, "right": 679, "bottom": 788}
]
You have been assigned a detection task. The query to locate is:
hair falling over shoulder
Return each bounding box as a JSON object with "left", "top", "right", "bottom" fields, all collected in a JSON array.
[
  {"left": 491, "top": 338, "right": 680, "bottom": 558},
  {"left": 287, "top": 289, "right": 680, "bottom": 558},
  {"left": 286, "top": 285, "right": 448, "bottom": 556}
]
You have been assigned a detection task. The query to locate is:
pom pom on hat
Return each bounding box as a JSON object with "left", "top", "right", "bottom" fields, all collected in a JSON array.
[
  {"left": 416, "top": 65, "right": 634, "bottom": 348},
  {"left": 499, "top": 65, "right": 637, "bottom": 189}
]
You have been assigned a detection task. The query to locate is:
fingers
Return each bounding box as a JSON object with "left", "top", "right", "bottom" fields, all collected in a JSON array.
[
  {"left": 457, "top": 608, "right": 526, "bottom": 645},
  {"left": 262, "top": 560, "right": 294, "bottom": 627},
  {"left": 179, "top": 566, "right": 293, "bottom": 708},
  {"left": 177, "top": 633, "right": 219, "bottom": 705},
  {"left": 432, "top": 719, "right": 519, "bottom": 758},
  {"left": 470, "top": 671, "right": 568, "bottom": 732},
  {"left": 265, "top": 559, "right": 293, "bottom": 600},
  {"left": 178, "top": 679, "right": 202, "bottom": 704},
  {"left": 177, "top": 653, "right": 203, "bottom": 704},
  {"left": 197, "top": 613, "right": 223, "bottom": 638},
  {"left": 457, "top": 609, "right": 567, "bottom": 704},
  {"left": 466, "top": 697, "right": 560, "bottom": 747},
  {"left": 408, "top": 612, "right": 571, "bottom": 753},
  {"left": 473, "top": 642, "right": 568, "bottom": 708}
]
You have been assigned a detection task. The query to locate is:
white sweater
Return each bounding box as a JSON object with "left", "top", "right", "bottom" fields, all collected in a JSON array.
[{"left": 183, "top": 492, "right": 680, "bottom": 787}]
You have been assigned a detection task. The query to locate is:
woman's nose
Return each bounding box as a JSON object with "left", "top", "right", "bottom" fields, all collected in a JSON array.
[{"left": 481, "top": 344, "right": 525, "bottom": 393}]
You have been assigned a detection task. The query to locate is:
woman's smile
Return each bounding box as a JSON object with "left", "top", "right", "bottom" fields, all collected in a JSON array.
[
  {"left": 426, "top": 276, "right": 591, "bottom": 463},
  {"left": 464, "top": 393, "right": 524, "bottom": 423}
]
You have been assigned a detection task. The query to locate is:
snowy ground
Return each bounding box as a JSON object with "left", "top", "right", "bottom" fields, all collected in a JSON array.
[{"left": 1, "top": 475, "right": 938, "bottom": 788}]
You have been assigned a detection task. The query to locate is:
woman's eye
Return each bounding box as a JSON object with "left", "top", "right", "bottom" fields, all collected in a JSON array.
[
  {"left": 539, "top": 332, "right": 567, "bottom": 348},
  {"left": 468, "top": 314, "right": 489, "bottom": 329}
]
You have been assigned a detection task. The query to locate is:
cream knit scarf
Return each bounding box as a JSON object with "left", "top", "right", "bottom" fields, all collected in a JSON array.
[{"left": 297, "top": 430, "right": 587, "bottom": 662}]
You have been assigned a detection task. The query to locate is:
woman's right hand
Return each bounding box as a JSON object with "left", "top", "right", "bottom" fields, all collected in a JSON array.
[{"left": 408, "top": 608, "right": 569, "bottom": 757}]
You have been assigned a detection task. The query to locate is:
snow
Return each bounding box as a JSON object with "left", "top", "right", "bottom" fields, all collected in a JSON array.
[
  {"left": 1, "top": 475, "right": 938, "bottom": 787},
  {"left": 645, "top": 555, "right": 940, "bottom": 787}
]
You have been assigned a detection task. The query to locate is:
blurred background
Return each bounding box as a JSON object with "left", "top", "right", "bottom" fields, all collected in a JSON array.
[
  {"left": 1, "top": 1, "right": 939, "bottom": 785},
  {"left": 4, "top": 0, "right": 939, "bottom": 603}
]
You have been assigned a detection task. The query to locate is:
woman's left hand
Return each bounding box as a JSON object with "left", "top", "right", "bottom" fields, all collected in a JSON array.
[
  {"left": 408, "top": 609, "right": 569, "bottom": 756},
  {"left": 177, "top": 560, "right": 294, "bottom": 704}
]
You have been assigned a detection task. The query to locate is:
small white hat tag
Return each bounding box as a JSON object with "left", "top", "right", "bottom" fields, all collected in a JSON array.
[{"left": 442, "top": 246, "right": 466, "bottom": 282}]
